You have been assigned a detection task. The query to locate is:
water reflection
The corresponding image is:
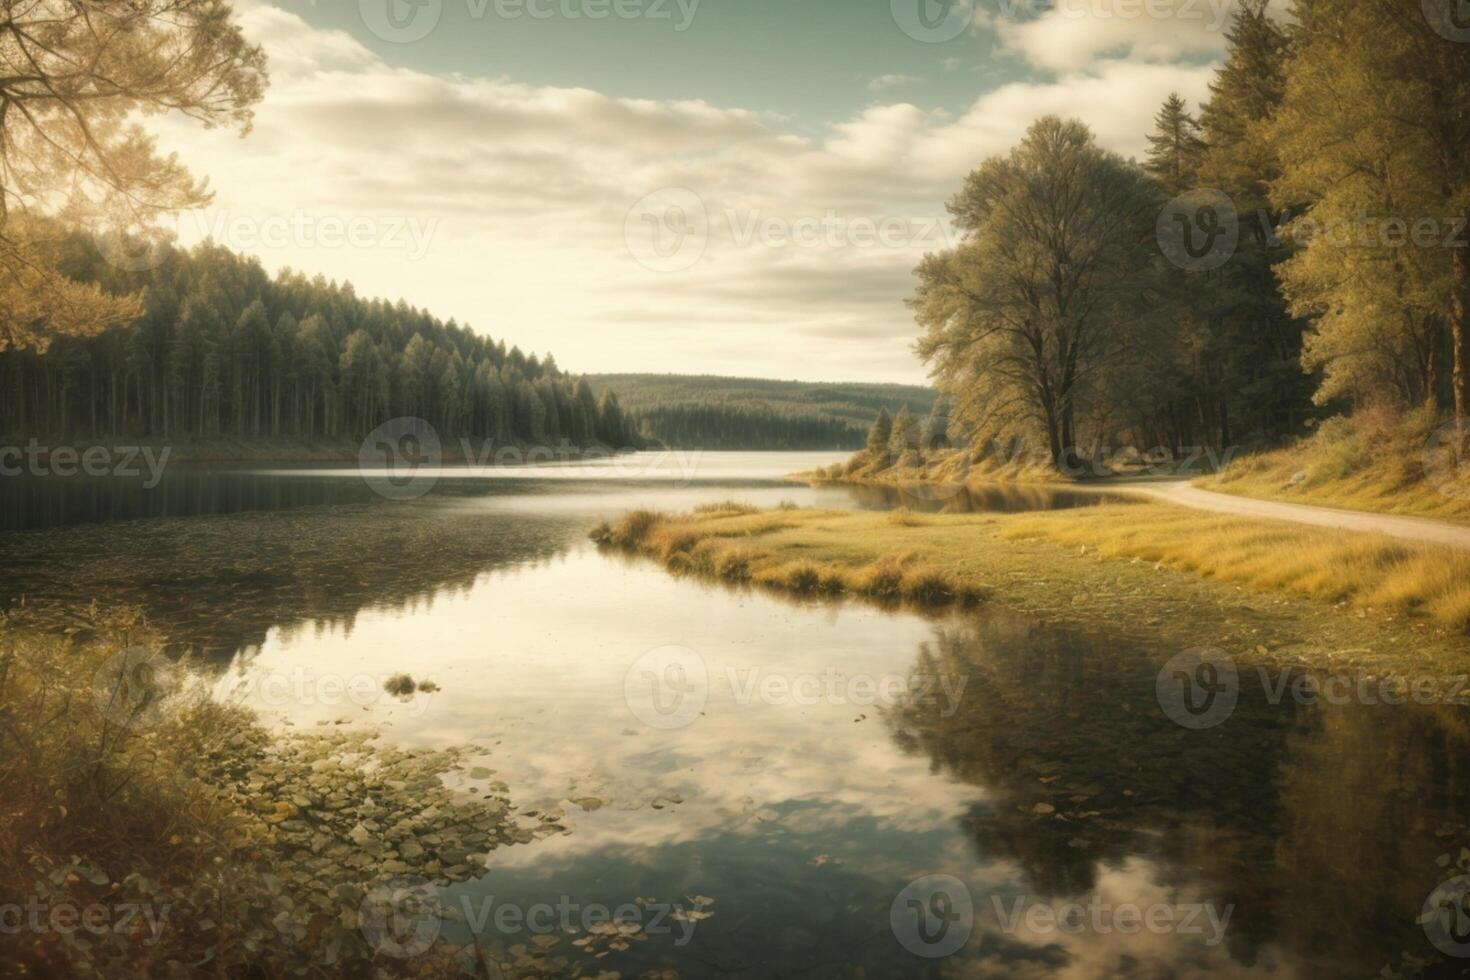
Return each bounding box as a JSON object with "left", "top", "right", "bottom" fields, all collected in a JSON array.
[
  {"left": 888, "top": 617, "right": 1470, "bottom": 977},
  {"left": 200, "top": 550, "right": 1466, "bottom": 977},
  {"left": 3, "top": 452, "right": 1465, "bottom": 976},
  {"left": 0, "top": 452, "right": 851, "bottom": 530},
  {"left": 0, "top": 502, "right": 585, "bottom": 655},
  {"left": 837, "top": 480, "right": 1134, "bottom": 514},
  {"left": 0, "top": 451, "right": 1131, "bottom": 530},
  {"left": 0, "top": 465, "right": 383, "bottom": 531}
]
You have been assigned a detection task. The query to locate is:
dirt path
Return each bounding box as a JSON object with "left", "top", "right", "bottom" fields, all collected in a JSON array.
[{"left": 1117, "top": 479, "right": 1470, "bottom": 551}]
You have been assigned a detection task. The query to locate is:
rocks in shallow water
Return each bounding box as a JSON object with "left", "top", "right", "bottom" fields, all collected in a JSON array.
[{"left": 138, "top": 724, "right": 552, "bottom": 975}]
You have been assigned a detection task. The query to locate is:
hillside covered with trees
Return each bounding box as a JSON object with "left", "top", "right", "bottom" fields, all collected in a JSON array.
[
  {"left": 589, "top": 374, "right": 936, "bottom": 450},
  {"left": 0, "top": 237, "right": 638, "bottom": 451}
]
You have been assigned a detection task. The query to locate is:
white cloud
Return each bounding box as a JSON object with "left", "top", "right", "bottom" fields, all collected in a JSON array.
[
  {"left": 147, "top": 2, "right": 1220, "bottom": 383},
  {"left": 867, "top": 73, "right": 920, "bottom": 92},
  {"left": 993, "top": 0, "right": 1240, "bottom": 73}
]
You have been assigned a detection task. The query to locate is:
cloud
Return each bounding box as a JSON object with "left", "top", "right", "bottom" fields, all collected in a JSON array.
[
  {"left": 992, "top": 0, "right": 1241, "bottom": 73},
  {"left": 147, "top": 1, "right": 1221, "bottom": 383},
  {"left": 867, "top": 73, "right": 921, "bottom": 92}
]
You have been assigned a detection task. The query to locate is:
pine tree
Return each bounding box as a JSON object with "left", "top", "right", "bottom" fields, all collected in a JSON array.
[
  {"left": 1144, "top": 93, "right": 1204, "bottom": 197},
  {"left": 866, "top": 407, "right": 892, "bottom": 455},
  {"left": 921, "top": 402, "right": 950, "bottom": 452},
  {"left": 1197, "top": 0, "right": 1290, "bottom": 212},
  {"left": 888, "top": 405, "right": 916, "bottom": 454}
]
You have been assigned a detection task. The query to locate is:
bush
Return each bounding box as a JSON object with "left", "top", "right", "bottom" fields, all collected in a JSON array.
[{"left": 384, "top": 672, "right": 416, "bottom": 696}]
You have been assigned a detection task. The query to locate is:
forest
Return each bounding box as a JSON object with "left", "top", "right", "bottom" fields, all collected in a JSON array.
[
  {"left": 906, "top": 0, "right": 1469, "bottom": 469},
  {"left": 0, "top": 236, "right": 639, "bottom": 450},
  {"left": 590, "top": 374, "right": 936, "bottom": 450}
]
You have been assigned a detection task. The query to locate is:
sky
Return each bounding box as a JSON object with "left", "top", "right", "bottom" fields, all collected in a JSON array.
[{"left": 150, "top": 0, "right": 1236, "bottom": 383}]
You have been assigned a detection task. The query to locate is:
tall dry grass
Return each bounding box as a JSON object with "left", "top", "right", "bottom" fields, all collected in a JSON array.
[
  {"left": 1002, "top": 504, "right": 1470, "bottom": 631},
  {"left": 592, "top": 511, "right": 986, "bottom": 607},
  {"left": 1205, "top": 404, "right": 1470, "bottom": 523}
]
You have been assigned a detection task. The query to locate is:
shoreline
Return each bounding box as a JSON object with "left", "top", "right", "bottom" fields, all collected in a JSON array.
[
  {"left": 593, "top": 501, "right": 1470, "bottom": 676},
  {"left": 0, "top": 438, "right": 646, "bottom": 468}
]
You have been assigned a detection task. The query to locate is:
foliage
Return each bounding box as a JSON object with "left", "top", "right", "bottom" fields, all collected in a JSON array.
[
  {"left": 912, "top": 117, "right": 1162, "bottom": 467},
  {"left": 1143, "top": 93, "right": 1205, "bottom": 196},
  {"left": 0, "top": 0, "right": 267, "bottom": 352},
  {"left": 1270, "top": 0, "right": 1470, "bottom": 413},
  {"left": 893, "top": 0, "right": 1465, "bottom": 482},
  {"left": 0, "top": 239, "right": 636, "bottom": 447}
]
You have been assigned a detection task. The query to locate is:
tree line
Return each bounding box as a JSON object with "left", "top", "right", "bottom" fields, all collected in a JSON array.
[
  {"left": 0, "top": 1, "right": 639, "bottom": 455},
  {"left": 910, "top": 0, "right": 1469, "bottom": 467},
  {"left": 628, "top": 403, "right": 866, "bottom": 450},
  {"left": 0, "top": 237, "right": 638, "bottom": 449},
  {"left": 591, "top": 374, "right": 937, "bottom": 450}
]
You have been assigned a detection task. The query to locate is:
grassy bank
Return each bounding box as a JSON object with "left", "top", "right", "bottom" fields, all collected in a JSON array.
[
  {"left": 1201, "top": 406, "right": 1470, "bottom": 523},
  {"left": 0, "top": 605, "right": 567, "bottom": 978},
  {"left": 593, "top": 501, "right": 1470, "bottom": 668},
  {"left": 804, "top": 445, "right": 1064, "bottom": 487}
]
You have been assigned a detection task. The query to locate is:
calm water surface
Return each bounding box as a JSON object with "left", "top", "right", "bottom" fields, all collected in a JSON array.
[{"left": 3, "top": 451, "right": 1466, "bottom": 978}]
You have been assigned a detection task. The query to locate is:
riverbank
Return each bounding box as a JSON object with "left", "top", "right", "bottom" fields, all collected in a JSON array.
[
  {"left": 1199, "top": 409, "right": 1470, "bottom": 524},
  {"left": 593, "top": 501, "right": 1470, "bottom": 672},
  {"left": 802, "top": 445, "right": 1066, "bottom": 487},
  {"left": 807, "top": 407, "right": 1470, "bottom": 527}
]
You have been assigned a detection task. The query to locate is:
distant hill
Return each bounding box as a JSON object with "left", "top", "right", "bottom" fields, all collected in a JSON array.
[{"left": 587, "top": 374, "right": 937, "bottom": 450}]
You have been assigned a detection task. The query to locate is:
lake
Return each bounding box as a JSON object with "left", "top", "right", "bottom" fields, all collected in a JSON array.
[{"left": 3, "top": 451, "right": 1466, "bottom": 978}]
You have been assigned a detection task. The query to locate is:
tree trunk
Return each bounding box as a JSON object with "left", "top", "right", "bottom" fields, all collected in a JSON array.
[
  {"left": 1427, "top": 314, "right": 1446, "bottom": 411},
  {"left": 1453, "top": 238, "right": 1470, "bottom": 430},
  {"left": 1043, "top": 400, "right": 1062, "bottom": 470}
]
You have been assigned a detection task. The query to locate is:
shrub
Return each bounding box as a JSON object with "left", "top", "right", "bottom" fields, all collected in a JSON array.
[
  {"left": 693, "top": 500, "right": 759, "bottom": 516},
  {"left": 900, "top": 565, "right": 956, "bottom": 603},
  {"left": 384, "top": 672, "right": 416, "bottom": 696},
  {"left": 854, "top": 554, "right": 909, "bottom": 597}
]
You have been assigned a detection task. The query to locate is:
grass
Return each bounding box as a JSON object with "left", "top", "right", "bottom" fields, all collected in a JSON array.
[
  {"left": 1202, "top": 404, "right": 1470, "bottom": 523},
  {"left": 592, "top": 508, "right": 985, "bottom": 607},
  {"left": 804, "top": 443, "right": 1066, "bottom": 487},
  {"left": 1001, "top": 503, "right": 1470, "bottom": 632},
  {"left": 593, "top": 500, "right": 1470, "bottom": 643}
]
